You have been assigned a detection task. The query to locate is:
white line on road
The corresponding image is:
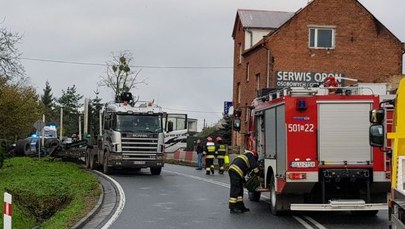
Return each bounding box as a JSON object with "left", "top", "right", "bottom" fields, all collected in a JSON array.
[
  {"left": 293, "top": 216, "right": 317, "bottom": 229},
  {"left": 94, "top": 171, "right": 126, "bottom": 229},
  {"left": 304, "top": 216, "right": 327, "bottom": 229},
  {"left": 165, "top": 169, "right": 326, "bottom": 229}
]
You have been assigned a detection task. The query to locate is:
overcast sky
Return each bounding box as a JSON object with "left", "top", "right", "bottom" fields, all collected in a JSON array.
[{"left": 2, "top": 0, "right": 404, "bottom": 130}]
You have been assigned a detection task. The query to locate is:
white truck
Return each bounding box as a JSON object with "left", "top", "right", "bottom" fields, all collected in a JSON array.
[{"left": 86, "top": 92, "right": 187, "bottom": 175}]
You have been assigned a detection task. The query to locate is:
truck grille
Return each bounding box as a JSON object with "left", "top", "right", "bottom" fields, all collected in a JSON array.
[{"left": 121, "top": 137, "right": 158, "bottom": 157}]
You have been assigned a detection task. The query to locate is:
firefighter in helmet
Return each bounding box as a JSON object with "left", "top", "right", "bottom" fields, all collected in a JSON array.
[
  {"left": 215, "top": 136, "right": 227, "bottom": 174},
  {"left": 228, "top": 150, "right": 259, "bottom": 213},
  {"left": 204, "top": 137, "right": 216, "bottom": 175}
]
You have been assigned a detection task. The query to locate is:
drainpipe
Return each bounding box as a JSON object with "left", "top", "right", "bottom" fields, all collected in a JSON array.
[{"left": 261, "top": 42, "right": 271, "bottom": 88}]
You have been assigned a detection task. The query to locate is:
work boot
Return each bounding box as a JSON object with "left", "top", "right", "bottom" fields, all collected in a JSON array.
[
  {"left": 241, "top": 207, "right": 250, "bottom": 212},
  {"left": 206, "top": 171, "right": 210, "bottom": 175},
  {"left": 211, "top": 170, "right": 214, "bottom": 175},
  {"left": 230, "top": 208, "right": 243, "bottom": 214}
]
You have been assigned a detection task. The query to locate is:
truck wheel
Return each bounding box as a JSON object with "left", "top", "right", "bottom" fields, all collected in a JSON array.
[
  {"left": 248, "top": 191, "right": 261, "bottom": 202},
  {"left": 90, "top": 154, "right": 98, "bottom": 170},
  {"left": 103, "top": 157, "right": 112, "bottom": 175},
  {"left": 150, "top": 167, "right": 162, "bottom": 175},
  {"left": 85, "top": 148, "right": 91, "bottom": 168},
  {"left": 15, "top": 139, "right": 30, "bottom": 156},
  {"left": 270, "top": 177, "right": 283, "bottom": 215}
]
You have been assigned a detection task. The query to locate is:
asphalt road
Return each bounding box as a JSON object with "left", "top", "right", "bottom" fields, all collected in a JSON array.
[{"left": 108, "top": 164, "right": 390, "bottom": 229}]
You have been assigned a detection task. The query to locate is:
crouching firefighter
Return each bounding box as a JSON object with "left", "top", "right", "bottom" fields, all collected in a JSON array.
[
  {"left": 204, "top": 137, "right": 216, "bottom": 175},
  {"left": 215, "top": 137, "right": 227, "bottom": 174},
  {"left": 228, "top": 150, "right": 259, "bottom": 213}
]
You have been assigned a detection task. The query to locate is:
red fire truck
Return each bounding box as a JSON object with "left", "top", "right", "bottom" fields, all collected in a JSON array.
[{"left": 247, "top": 84, "right": 392, "bottom": 215}]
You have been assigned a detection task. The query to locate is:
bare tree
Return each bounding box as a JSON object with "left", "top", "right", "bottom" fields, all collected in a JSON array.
[
  {"left": 0, "top": 26, "right": 25, "bottom": 83},
  {"left": 99, "top": 51, "right": 145, "bottom": 99}
]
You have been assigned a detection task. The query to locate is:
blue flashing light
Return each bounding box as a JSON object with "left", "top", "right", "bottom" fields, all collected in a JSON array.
[
  {"left": 31, "top": 134, "right": 38, "bottom": 138},
  {"left": 296, "top": 99, "right": 307, "bottom": 111}
]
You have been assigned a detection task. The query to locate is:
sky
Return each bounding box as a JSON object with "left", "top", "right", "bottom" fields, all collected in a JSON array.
[{"left": 2, "top": 0, "right": 405, "bottom": 131}]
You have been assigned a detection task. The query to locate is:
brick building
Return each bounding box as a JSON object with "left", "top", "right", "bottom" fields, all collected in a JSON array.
[{"left": 232, "top": 0, "right": 405, "bottom": 149}]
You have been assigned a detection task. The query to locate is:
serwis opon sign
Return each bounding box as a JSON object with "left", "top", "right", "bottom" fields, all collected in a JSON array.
[{"left": 275, "top": 71, "right": 345, "bottom": 87}]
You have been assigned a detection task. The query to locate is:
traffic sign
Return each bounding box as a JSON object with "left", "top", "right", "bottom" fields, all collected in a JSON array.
[{"left": 33, "top": 120, "right": 46, "bottom": 131}]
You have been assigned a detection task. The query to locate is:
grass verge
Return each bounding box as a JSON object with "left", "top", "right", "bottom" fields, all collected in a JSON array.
[{"left": 0, "top": 157, "right": 100, "bottom": 229}]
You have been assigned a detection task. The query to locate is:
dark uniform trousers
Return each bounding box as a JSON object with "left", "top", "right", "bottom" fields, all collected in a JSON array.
[
  {"left": 216, "top": 144, "right": 227, "bottom": 174},
  {"left": 228, "top": 169, "right": 245, "bottom": 210}
]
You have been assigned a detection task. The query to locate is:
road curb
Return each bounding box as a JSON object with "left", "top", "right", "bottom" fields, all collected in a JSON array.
[{"left": 71, "top": 170, "right": 105, "bottom": 229}]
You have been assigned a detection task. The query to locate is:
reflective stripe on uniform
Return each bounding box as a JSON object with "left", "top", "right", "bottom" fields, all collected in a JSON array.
[
  {"left": 237, "top": 155, "right": 250, "bottom": 168},
  {"left": 237, "top": 196, "right": 243, "bottom": 202},
  {"left": 216, "top": 155, "right": 225, "bottom": 159},
  {"left": 229, "top": 198, "right": 237, "bottom": 204},
  {"left": 229, "top": 164, "right": 244, "bottom": 177},
  {"left": 206, "top": 155, "right": 215, "bottom": 159}
]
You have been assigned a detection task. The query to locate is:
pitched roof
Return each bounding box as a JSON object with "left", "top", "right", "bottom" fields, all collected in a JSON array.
[
  {"left": 232, "top": 9, "right": 295, "bottom": 38},
  {"left": 237, "top": 9, "right": 295, "bottom": 29}
]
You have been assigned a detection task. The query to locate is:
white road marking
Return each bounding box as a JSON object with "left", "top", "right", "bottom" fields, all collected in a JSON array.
[
  {"left": 304, "top": 216, "right": 327, "bottom": 229},
  {"left": 94, "top": 171, "right": 126, "bottom": 229},
  {"left": 165, "top": 169, "right": 326, "bottom": 229},
  {"left": 293, "top": 216, "right": 316, "bottom": 229}
]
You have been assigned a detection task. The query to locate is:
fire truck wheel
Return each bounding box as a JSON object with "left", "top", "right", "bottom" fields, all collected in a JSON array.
[
  {"left": 269, "top": 177, "right": 282, "bottom": 215},
  {"left": 15, "top": 139, "right": 30, "bottom": 156},
  {"left": 103, "top": 157, "right": 112, "bottom": 175},
  {"left": 248, "top": 191, "right": 261, "bottom": 201},
  {"left": 85, "top": 148, "right": 91, "bottom": 168},
  {"left": 150, "top": 167, "right": 162, "bottom": 175}
]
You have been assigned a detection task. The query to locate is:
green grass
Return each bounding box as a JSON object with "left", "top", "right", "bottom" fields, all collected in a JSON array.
[{"left": 0, "top": 157, "right": 101, "bottom": 229}]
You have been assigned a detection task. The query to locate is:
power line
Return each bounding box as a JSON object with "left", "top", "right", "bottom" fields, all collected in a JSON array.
[
  {"left": 161, "top": 106, "right": 223, "bottom": 114},
  {"left": 21, "top": 57, "right": 233, "bottom": 69}
]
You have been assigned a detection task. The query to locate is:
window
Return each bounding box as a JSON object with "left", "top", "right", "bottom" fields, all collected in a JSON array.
[
  {"left": 246, "top": 63, "right": 250, "bottom": 82},
  {"left": 237, "top": 82, "right": 241, "bottom": 103},
  {"left": 309, "top": 27, "right": 335, "bottom": 49},
  {"left": 238, "top": 43, "right": 242, "bottom": 64},
  {"left": 256, "top": 73, "right": 260, "bottom": 90}
]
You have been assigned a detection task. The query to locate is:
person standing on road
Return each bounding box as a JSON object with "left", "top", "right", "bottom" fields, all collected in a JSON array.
[
  {"left": 228, "top": 150, "right": 259, "bottom": 214},
  {"left": 215, "top": 137, "right": 227, "bottom": 174},
  {"left": 195, "top": 139, "right": 204, "bottom": 170},
  {"left": 204, "top": 137, "right": 216, "bottom": 175}
]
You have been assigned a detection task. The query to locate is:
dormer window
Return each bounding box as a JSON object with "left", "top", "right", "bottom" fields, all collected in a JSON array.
[{"left": 308, "top": 26, "right": 336, "bottom": 49}]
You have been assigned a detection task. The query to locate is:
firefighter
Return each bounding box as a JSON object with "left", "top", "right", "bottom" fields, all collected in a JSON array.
[
  {"left": 228, "top": 150, "right": 259, "bottom": 214},
  {"left": 204, "top": 137, "right": 216, "bottom": 175},
  {"left": 215, "top": 136, "right": 227, "bottom": 174}
]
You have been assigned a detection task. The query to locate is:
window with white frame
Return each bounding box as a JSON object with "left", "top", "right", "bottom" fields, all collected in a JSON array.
[{"left": 309, "top": 26, "right": 335, "bottom": 49}]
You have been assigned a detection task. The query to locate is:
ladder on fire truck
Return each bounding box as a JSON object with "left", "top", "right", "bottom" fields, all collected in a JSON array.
[{"left": 381, "top": 102, "right": 394, "bottom": 174}]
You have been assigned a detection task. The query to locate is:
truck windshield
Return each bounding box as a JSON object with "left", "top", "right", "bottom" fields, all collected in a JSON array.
[{"left": 115, "top": 114, "right": 162, "bottom": 133}]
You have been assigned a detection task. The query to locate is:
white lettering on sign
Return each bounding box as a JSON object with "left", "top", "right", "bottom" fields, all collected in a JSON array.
[
  {"left": 275, "top": 71, "right": 345, "bottom": 88},
  {"left": 287, "top": 124, "right": 314, "bottom": 133}
]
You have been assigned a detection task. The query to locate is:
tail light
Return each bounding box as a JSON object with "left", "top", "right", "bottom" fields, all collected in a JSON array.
[{"left": 288, "top": 173, "right": 307, "bottom": 180}]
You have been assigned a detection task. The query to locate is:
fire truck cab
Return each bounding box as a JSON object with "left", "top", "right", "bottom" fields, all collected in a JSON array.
[{"left": 248, "top": 84, "right": 392, "bottom": 215}]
